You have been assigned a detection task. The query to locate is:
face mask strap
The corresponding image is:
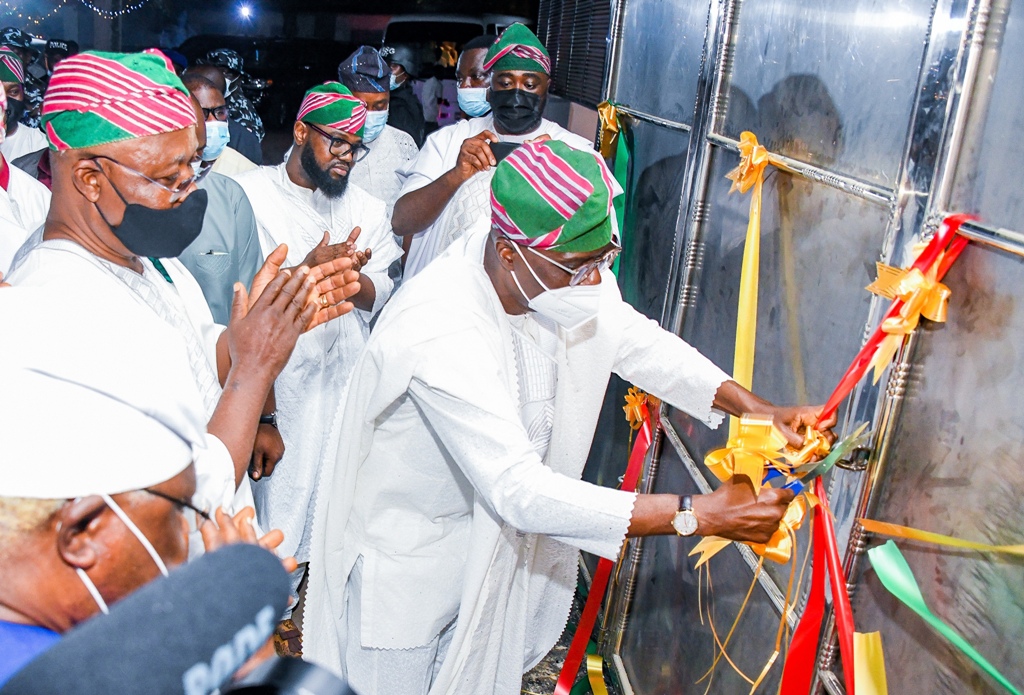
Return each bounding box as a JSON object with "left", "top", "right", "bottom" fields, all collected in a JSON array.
[
  {"left": 508, "top": 238, "right": 554, "bottom": 293},
  {"left": 100, "top": 493, "right": 169, "bottom": 577},
  {"left": 76, "top": 568, "right": 110, "bottom": 615}
]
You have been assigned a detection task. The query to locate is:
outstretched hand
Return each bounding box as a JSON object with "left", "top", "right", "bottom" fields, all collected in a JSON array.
[
  {"left": 770, "top": 404, "right": 837, "bottom": 448},
  {"left": 226, "top": 264, "right": 317, "bottom": 378},
  {"left": 692, "top": 475, "right": 795, "bottom": 544},
  {"left": 200, "top": 507, "right": 298, "bottom": 573}
]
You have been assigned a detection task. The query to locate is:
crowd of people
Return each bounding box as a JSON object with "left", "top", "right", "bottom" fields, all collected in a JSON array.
[{"left": 0, "top": 21, "right": 834, "bottom": 695}]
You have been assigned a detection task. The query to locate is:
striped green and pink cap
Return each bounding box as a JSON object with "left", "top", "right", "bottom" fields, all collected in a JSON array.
[
  {"left": 490, "top": 139, "right": 617, "bottom": 254},
  {"left": 40, "top": 49, "right": 196, "bottom": 151},
  {"left": 296, "top": 82, "right": 366, "bottom": 136}
]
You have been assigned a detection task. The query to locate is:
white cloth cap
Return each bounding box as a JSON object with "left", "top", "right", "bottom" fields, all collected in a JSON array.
[{"left": 0, "top": 285, "right": 208, "bottom": 498}]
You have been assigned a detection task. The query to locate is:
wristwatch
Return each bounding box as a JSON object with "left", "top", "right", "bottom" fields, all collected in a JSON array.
[
  {"left": 671, "top": 495, "right": 699, "bottom": 536},
  {"left": 259, "top": 412, "right": 278, "bottom": 429}
]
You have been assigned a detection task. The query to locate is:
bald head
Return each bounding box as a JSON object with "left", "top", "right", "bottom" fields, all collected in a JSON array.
[{"left": 184, "top": 65, "right": 227, "bottom": 95}]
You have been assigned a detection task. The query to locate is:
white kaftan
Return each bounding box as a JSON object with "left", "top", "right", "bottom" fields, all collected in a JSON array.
[
  {"left": 6, "top": 238, "right": 248, "bottom": 516},
  {"left": 0, "top": 163, "right": 49, "bottom": 276},
  {"left": 0, "top": 126, "right": 47, "bottom": 163},
  {"left": 303, "top": 229, "right": 730, "bottom": 694},
  {"left": 397, "top": 115, "right": 594, "bottom": 278},
  {"left": 231, "top": 163, "right": 403, "bottom": 564},
  {"left": 349, "top": 125, "right": 419, "bottom": 216}
]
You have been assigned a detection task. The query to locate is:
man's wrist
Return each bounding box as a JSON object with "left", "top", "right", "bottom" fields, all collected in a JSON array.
[{"left": 689, "top": 493, "right": 720, "bottom": 537}]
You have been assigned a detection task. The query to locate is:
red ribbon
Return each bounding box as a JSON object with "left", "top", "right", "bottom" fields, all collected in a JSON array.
[
  {"left": 816, "top": 213, "right": 973, "bottom": 426},
  {"left": 553, "top": 404, "right": 656, "bottom": 695},
  {"left": 781, "top": 214, "right": 973, "bottom": 692},
  {"left": 779, "top": 494, "right": 827, "bottom": 694}
]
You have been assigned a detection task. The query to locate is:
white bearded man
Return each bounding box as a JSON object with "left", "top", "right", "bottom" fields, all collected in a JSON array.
[
  {"left": 5, "top": 51, "right": 361, "bottom": 530},
  {"left": 302, "top": 140, "right": 837, "bottom": 694},
  {"left": 231, "top": 82, "right": 403, "bottom": 612}
]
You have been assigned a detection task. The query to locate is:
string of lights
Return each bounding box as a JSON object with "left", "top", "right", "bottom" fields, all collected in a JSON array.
[
  {"left": 75, "top": 0, "right": 156, "bottom": 19},
  {"left": 0, "top": 0, "right": 68, "bottom": 26}
]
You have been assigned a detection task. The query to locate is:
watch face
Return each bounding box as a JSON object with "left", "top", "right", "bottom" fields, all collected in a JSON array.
[{"left": 672, "top": 510, "right": 699, "bottom": 536}]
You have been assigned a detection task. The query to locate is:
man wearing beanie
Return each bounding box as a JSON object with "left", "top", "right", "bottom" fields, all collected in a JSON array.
[
  {"left": 303, "top": 140, "right": 834, "bottom": 694},
  {"left": 337, "top": 46, "right": 419, "bottom": 216},
  {"left": 0, "top": 47, "right": 47, "bottom": 161},
  {"left": 391, "top": 24, "right": 592, "bottom": 279}
]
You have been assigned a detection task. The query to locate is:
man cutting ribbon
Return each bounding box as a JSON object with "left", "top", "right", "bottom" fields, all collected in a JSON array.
[{"left": 303, "top": 139, "right": 835, "bottom": 695}]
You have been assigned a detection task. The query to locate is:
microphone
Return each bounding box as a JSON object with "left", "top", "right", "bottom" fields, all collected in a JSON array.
[{"left": 1, "top": 544, "right": 290, "bottom": 695}]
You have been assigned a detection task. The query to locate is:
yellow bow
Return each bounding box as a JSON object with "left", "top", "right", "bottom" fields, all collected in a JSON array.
[
  {"left": 693, "top": 416, "right": 829, "bottom": 566},
  {"left": 725, "top": 131, "right": 776, "bottom": 195},
  {"left": 865, "top": 256, "right": 952, "bottom": 382},
  {"left": 597, "top": 101, "right": 621, "bottom": 160}
]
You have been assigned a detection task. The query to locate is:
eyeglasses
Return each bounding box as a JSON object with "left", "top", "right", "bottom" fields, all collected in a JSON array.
[
  {"left": 306, "top": 123, "right": 370, "bottom": 162},
  {"left": 523, "top": 243, "right": 621, "bottom": 286},
  {"left": 144, "top": 488, "right": 212, "bottom": 522},
  {"left": 91, "top": 155, "right": 198, "bottom": 203},
  {"left": 201, "top": 105, "right": 229, "bottom": 121}
]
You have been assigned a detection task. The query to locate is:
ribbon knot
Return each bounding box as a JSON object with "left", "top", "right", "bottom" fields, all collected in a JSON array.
[
  {"left": 726, "top": 132, "right": 773, "bottom": 194},
  {"left": 865, "top": 256, "right": 953, "bottom": 382},
  {"left": 597, "top": 101, "right": 621, "bottom": 160}
]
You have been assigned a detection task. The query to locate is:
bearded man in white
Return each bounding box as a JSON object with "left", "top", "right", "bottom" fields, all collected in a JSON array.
[
  {"left": 391, "top": 23, "right": 592, "bottom": 277},
  {"left": 303, "top": 140, "right": 836, "bottom": 695},
  {"left": 232, "top": 82, "right": 403, "bottom": 608}
]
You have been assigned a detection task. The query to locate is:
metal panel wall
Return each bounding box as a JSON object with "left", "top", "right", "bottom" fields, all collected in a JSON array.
[{"left": 582, "top": 0, "right": 1024, "bottom": 691}]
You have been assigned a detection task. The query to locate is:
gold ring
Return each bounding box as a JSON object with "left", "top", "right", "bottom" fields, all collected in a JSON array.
[{"left": 320, "top": 295, "right": 329, "bottom": 307}]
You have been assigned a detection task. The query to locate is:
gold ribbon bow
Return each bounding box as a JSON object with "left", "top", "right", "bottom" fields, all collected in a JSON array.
[
  {"left": 692, "top": 416, "right": 828, "bottom": 566},
  {"left": 597, "top": 101, "right": 621, "bottom": 160},
  {"left": 726, "top": 131, "right": 776, "bottom": 195},
  {"left": 623, "top": 386, "right": 660, "bottom": 430},
  {"left": 865, "top": 255, "right": 952, "bottom": 382}
]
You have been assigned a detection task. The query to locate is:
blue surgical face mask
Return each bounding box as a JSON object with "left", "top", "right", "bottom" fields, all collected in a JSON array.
[
  {"left": 389, "top": 73, "right": 400, "bottom": 91},
  {"left": 203, "top": 119, "right": 231, "bottom": 161},
  {"left": 362, "top": 109, "right": 389, "bottom": 143},
  {"left": 458, "top": 87, "right": 491, "bottom": 118}
]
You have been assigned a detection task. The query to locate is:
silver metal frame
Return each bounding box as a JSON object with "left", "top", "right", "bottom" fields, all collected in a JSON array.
[{"left": 592, "top": 0, "right": 1024, "bottom": 689}]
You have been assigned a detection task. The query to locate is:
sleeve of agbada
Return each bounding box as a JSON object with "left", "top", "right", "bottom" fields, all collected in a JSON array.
[{"left": 406, "top": 327, "right": 636, "bottom": 560}]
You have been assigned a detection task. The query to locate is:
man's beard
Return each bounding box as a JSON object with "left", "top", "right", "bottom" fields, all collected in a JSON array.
[{"left": 300, "top": 145, "right": 350, "bottom": 199}]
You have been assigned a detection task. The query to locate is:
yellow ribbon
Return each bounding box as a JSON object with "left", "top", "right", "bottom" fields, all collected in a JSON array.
[
  {"left": 854, "top": 631, "right": 889, "bottom": 695},
  {"left": 859, "top": 519, "right": 1024, "bottom": 555},
  {"left": 865, "top": 257, "right": 952, "bottom": 383},
  {"left": 724, "top": 132, "right": 783, "bottom": 439},
  {"left": 586, "top": 654, "right": 609, "bottom": 695},
  {"left": 597, "top": 101, "right": 620, "bottom": 160},
  {"left": 692, "top": 416, "right": 828, "bottom": 567}
]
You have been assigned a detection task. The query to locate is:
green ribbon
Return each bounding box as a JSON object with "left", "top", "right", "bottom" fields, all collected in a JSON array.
[{"left": 868, "top": 541, "right": 1022, "bottom": 695}]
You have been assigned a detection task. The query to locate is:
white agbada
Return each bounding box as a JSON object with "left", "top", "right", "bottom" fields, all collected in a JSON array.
[
  {"left": 6, "top": 237, "right": 248, "bottom": 516},
  {"left": 0, "top": 125, "right": 47, "bottom": 162},
  {"left": 231, "top": 162, "right": 403, "bottom": 563},
  {"left": 303, "top": 229, "right": 730, "bottom": 694},
  {"left": 398, "top": 115, "right": 594, "bottom": 278},
  {"left": 348, "top": 125, "right": 419, "bottom": 216},
  {"left": 0, "top": 162, "right": 50, "bottom": 275}
]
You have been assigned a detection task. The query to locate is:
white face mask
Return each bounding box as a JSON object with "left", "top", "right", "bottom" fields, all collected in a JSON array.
[
  {"left": 76, "top": 493, "right": 170, "bottom": 615},
  {"left": 507, "top": 241, "right": 602, "bottom": 330}
]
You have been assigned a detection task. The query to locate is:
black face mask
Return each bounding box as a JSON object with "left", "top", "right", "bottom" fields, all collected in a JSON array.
[
  {"left": 488, "top": 88, "right": 544, "bottom": 135},
  {"left": 95, "top": 177, "right": 208, "bottom": 258},
  {"left": 5, "top": 97, "right": 25, "bottom": 130}
]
